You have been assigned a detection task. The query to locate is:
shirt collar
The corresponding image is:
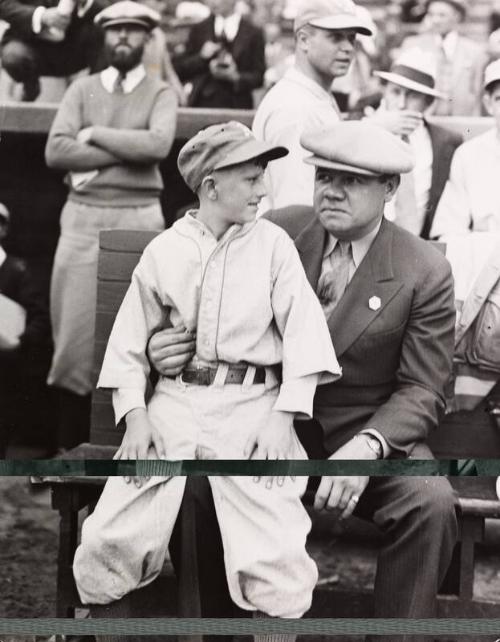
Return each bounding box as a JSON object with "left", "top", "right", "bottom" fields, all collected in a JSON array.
[
  {"left": 0, "top": 246, "right": 6, "bottom": 269},
  {"left": 100, "top": 64, "right": 146, "bottom": 94},
  {"left": 214, "top": 13, "right": 241, "bottom": 40},
  {"left": 440, "top": 30, "right": 458, "bottom": 57},
  {"left": 183, "top": 209, "right": 253, "bottom": 241},
  {"left": 323, "top": 219, "right": 382, "bottom": 268},
  {"left": 285, "top": 66, "right": 340, "bottom": 110}
]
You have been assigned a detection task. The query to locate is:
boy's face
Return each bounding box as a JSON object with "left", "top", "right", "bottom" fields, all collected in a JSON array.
[{"left": 211, "top": 160, "right": 267, "bottom": 226}]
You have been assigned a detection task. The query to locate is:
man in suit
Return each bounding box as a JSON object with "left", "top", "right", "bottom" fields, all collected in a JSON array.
[
  {"left": 0, "top": 0, "right": 109, "bottom": 101},
  {"left": 369, "top": 50, "right": 462, "bottom": 238},
  {"left": 174, "top": 0, "right": 265, "bottom": 108},
  {"left": 401, "top": 0, "right": 487, "bottom": 116},
  {"left": 148, "top": 122, "right": 458, "bottom": 641}
]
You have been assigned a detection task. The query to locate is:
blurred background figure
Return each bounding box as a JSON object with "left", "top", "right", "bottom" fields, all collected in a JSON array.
[
  {"left": 431, "top": 59, "right": 500, "bottom": 239},
  {"left": 0, "top": 203, "right": 52, "bottom": 458},
  {"left": 402, "top": 0, "right": 488, "bottom": 115},
  {"left": 0, "top": 0, "right": 110, "bottom": 101},
  {"left": 368, "top": 49, "right": 462, "bottom": 239},
  {"left": 174, "top": 0, "right": 266, "bottom": 108}
]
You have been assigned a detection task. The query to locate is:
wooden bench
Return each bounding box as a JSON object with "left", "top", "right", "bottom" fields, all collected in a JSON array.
[{"left": 33, "top": 228, "right": 500, "bottom": 635}]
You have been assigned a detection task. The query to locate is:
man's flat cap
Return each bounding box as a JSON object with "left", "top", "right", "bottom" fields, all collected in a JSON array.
[
  {"left": 178, "top": 121, "right": 288, "bottom": 192},
  {"left": 428, "top": 0, "right": 467, "bottom": 18},
  {"left": 293, "top": 0, "right": 373, "bottom": 35},
  {"left": 301, "top": 121, "right": 415, "bottom": 176},
  {"left": 95, "top": 0, "right": 160, "bottom": 30}
]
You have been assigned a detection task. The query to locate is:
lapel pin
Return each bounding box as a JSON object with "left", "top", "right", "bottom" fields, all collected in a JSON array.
[{"left": 369, "top": 296, "right": 381, "bottom": 311}]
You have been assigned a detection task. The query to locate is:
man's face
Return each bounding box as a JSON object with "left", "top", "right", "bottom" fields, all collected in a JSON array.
[
  {"left": 300, "top": 27, "right": 357, "bottom": 82},
  {"left": 313, "top": 167, "right": 397, "bottom": 240},
  {"left": 483, "top": 83, "right": 500, "bottom": 128},
  {"left": 426, "top": 1, "right": 461, "bottom": 36},
  {"left": 211, "top": 160, "right": 268, "bottom": 226},
  {"left": 383, "top": 82, "right": 432, "bottom": 114},
  {"left": 104, "top": 24, "right": 150, "bottom": 72}
]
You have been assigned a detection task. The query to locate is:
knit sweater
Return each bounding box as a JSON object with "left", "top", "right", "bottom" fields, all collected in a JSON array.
[{"left": 45, "top": 73, "right": 177, "bottom": 207}]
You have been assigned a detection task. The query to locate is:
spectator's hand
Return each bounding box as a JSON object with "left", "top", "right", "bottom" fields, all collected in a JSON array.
[
  {"left": 77, "top": 127, "right": 94, "bottom": 145},
  {"left": 200, "top": 40, "right": 222, "bottom": 60},
  {"left": 0, "top": 335, "right": 21, "bottom": 352},
  {"left": 209, "top": 57, "right": 239, "bottom": 83},
  {"left": 369, "top": 107, "right": 423, "bottom": 137},
  {"left": 147, "top": 325, "right": 196, "bottom": 377},
  {"left": 314, "top": 475, "right": 369, "bottom": 518},
  {"left": 244, "top": 411, "right": 296, "bottom": 489},
  {"left": 41, "top": 7, "right": 71, "bottom": 32}
]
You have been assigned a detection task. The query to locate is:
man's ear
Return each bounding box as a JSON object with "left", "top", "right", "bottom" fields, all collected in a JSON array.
[
  {"left": 384, "top": 174, "right": 400, "bottom": 203},
  {"left": 295, "top": 27, "right": 310, "bottom": 52},
  {"left": 483, "top": 92, "right": 493, "bottom": 117}
]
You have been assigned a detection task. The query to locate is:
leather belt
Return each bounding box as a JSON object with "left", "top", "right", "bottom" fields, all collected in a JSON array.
[{"left": 174, "top": 364, "right": 267, "bottom": 386}]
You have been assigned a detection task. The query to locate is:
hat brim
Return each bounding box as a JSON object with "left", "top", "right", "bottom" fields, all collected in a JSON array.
[
  {"left": 304, "top": 155, "right": 388, "bottom": 176},
  {"left": 374, "top": 70, "right": 446, "bottom": 99},
  {"left": 98, "top": 17, "right": 156, "bottom": 29},
  {"left": 300, "top": 15, "right": 373, "bottom": 36},
  {"left": 214, "top": 140, "right": 289, "bottom": 171}
]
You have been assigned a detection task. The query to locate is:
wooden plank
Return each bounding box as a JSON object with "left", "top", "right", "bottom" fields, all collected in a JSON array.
[
  {"left": 96, "top": 281, "right": 130, "bottom": 312},
  {"left": 100, "top": 229, "right": 159, "bottom": 252},
  {"left": 98, "top": 250, "right": 143, "bottom": 281}
]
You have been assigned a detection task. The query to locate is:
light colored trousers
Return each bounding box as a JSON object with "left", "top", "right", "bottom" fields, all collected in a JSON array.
[{"left": 74, "top": 374, "right": 318, "bottom": 618}]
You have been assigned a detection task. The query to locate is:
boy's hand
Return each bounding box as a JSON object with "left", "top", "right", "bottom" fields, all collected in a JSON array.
[
  {"left": 147, "top": 325, "right": 196, "bottom": 377},
  {"left": 114, "top": 408, "right": 168, "bottom": 488},
  {"left": 244, "top": 411, "right": 296, "bottom": 489}
]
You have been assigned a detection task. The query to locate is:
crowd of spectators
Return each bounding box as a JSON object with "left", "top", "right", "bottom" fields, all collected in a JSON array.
[{"left": 0, "top": 0, "right": 499, "bottom": 459}]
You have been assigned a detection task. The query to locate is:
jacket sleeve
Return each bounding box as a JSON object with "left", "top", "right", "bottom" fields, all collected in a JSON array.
[
  {"left": 0, "top": 0, "right": 37, "bottom": 36},
  {"left": 174, "top": 21, "right": 211, "bottom": 81},
  {"left": 363, "top": 254, "right": 456, "bottom": 456},
  {"left": 97, "top": 248, "right": 168, "bottom": 392},
  {"left": 270, "top": 233, "right": 342, "bottom": 417},
  {"left": 45, "top": 81, "right": 121, "bottom": 171},
  {"left": 234, "top": 25, "right": 265, "bottom": 92}
]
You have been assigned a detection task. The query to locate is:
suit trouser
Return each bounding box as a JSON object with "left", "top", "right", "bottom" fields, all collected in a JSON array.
[{"left": 169, "top": 474, "right": 457, "bottom": 642}]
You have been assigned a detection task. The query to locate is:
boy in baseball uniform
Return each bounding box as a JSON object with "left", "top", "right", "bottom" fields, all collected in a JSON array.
[{"left": 73, "top": 122, "right": 341, "bottom": 625}]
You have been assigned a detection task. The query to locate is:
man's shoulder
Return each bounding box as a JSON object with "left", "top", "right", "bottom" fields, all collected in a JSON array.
[
  {"left": 451, "top": 129, "right": 494, "bottom": 160},
  {"left": 457, "top": 35, "right": 485, "bottom": 56},
  {"left": 387, "top": 220, "right": 451, "bottom": 275},
  {"left": 262, "top": 205, "right": 315, "bottom": 240}
]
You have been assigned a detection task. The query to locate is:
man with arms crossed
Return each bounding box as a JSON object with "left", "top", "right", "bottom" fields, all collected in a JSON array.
[{"left": 150, "top": 122, "right": 458, "bottom": 641}]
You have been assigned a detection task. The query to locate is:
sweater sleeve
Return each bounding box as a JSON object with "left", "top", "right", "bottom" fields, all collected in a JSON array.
[
  {"left": 89, "top": 85, "right": 178, "bottom": 164},
  {"left": 45, "top": 81, "right": 121, "bottom": 171}
]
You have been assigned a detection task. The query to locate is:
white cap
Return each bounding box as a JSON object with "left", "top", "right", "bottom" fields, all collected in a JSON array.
[{"left": 484, "top": 58, "right": 500, "bottom": 91}]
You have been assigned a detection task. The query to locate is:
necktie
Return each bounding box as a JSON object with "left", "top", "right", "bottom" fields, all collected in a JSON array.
[
  {"left": 113, "top": 71, "right": 126, "bottom": 94},
  {"left": 317, "top": 241, "right": 352, "bottom": 318}
]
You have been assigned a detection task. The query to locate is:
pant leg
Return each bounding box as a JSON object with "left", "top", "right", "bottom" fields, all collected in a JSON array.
[
  {"left": 0, "top": 40, "right": 39, "bottom": 83},
  {"left": 74, "top": 475, "right": 187, "bottom": 605},
  {"left": 355, "top": 475, "right": 458, "bottom": 642}
]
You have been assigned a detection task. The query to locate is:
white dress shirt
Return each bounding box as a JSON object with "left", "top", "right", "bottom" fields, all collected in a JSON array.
[
  {"left": 0, "top": 246, "right": 6, "bottom": 269},
  {"left": 320, "top": 220, "right": 391, "bottom": 457},
  {"left": 431, "top": 128, "right": 500, "bottom": 238},
  {"left": 214, "top": 13, "right": 241, "bottom": 42},
  {"left": 253, "top": 66, "right": 341, "bottom": 214},
  {"left": 100, "top": 64, "right": 146, "bottom": 94}
]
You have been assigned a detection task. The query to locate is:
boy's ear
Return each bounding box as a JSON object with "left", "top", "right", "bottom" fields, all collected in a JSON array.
[{"left": 201, "top": 175, "right": 218, "bottom": 200}]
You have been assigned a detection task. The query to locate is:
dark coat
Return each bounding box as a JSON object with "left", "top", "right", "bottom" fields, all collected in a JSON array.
[
  {"left": 175, "top": 14, "right": 265, "bottom": 109},
  {"left": 265, "top": 211, "right": 456, "bottom": 458}
]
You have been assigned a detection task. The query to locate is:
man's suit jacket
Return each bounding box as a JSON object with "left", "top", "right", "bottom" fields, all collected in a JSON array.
[
  {"left": 265, "top": 210, "right": 456, "bottom": 458},
  {"left": 422, "top": 122, "right": 462, "bottom": 239},
  {"left": 175, "top": 14, "right": 265, "bottom": 109},
  {"left": 402, "top": 33, "right": 487, "bottom": 116}
]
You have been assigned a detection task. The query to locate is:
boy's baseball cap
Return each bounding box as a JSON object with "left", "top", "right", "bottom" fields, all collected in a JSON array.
[
  {"left": 293, "top": 0, "right": 373, "bottom": 35},
  {"left": 484, "top": 59, "right": 500, "bottom": 91},
  {"left": 178, "top": 121, "right": 288, "bottom": 192}
]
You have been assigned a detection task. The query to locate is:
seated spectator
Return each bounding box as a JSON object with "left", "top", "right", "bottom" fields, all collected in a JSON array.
[
  {"left": 401, "top": 0, "right": 487, "bottom": 116},
  {"left": 174, "top": 0, "right": 266, "bottom": 108},
  {"left": 368, "top": 50, "right": 462, "bottom": 238},
  {"left": 431, "top": 59, "right": 500, "bottom": 238},
  {"left": 0, "top": 204, "right": 51, "bottom": 457},
  {"left": 0, "top": 0, "right": 110, "bottom": 101},
  {"left": 44, "top": 0, "right": 177, "bottom": 450}
]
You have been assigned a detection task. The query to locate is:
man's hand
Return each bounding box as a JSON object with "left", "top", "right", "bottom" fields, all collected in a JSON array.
[
  {"left": 114, "top": 408, "right": 168, "bottom": 488},
  {"left": 41, "top": 7, "right": 71, "bottom": 31},
  {"left": 0, "top": 335, "right": 21, "bottom": 352},
  {"left": 314, "top": 475, "right": 369, "bottom": 518},
  {"left": 370, "top": 108, "right": 423, "bottom": 137},
  {"left": 200, "top": 41, "right": 222, "bottom": 60},
  {"left": 244, "top": 411, "right": 295, "bottom": 489},
  {"left": 147, "top": 325, "right": 196, "bottom": 377},
  {"left": 77, "top": 127, "right": 94, "bottom": 145},
  {"left": 209, "top": 57, "right": 239, "bottom": 83}
]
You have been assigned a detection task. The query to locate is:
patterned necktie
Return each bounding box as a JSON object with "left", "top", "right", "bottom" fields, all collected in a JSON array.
[
  {"left": 317, "top": 240, "right": 353, "bottom": 318},
  {"left": 113, "top": 71, "right": 126, "bottom": 94}
]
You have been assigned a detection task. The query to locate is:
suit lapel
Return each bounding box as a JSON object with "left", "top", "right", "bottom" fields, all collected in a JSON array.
[
  {"left": 230, "top": 17, "right": 247, "bottom": 60},
  {"left": 327, "top": 220, "right": 404, "bottom": 358}
]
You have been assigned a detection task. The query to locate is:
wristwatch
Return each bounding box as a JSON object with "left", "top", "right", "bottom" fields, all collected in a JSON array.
[{"left": 357, "top": 433, "right": 383, "bottom": 459}]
